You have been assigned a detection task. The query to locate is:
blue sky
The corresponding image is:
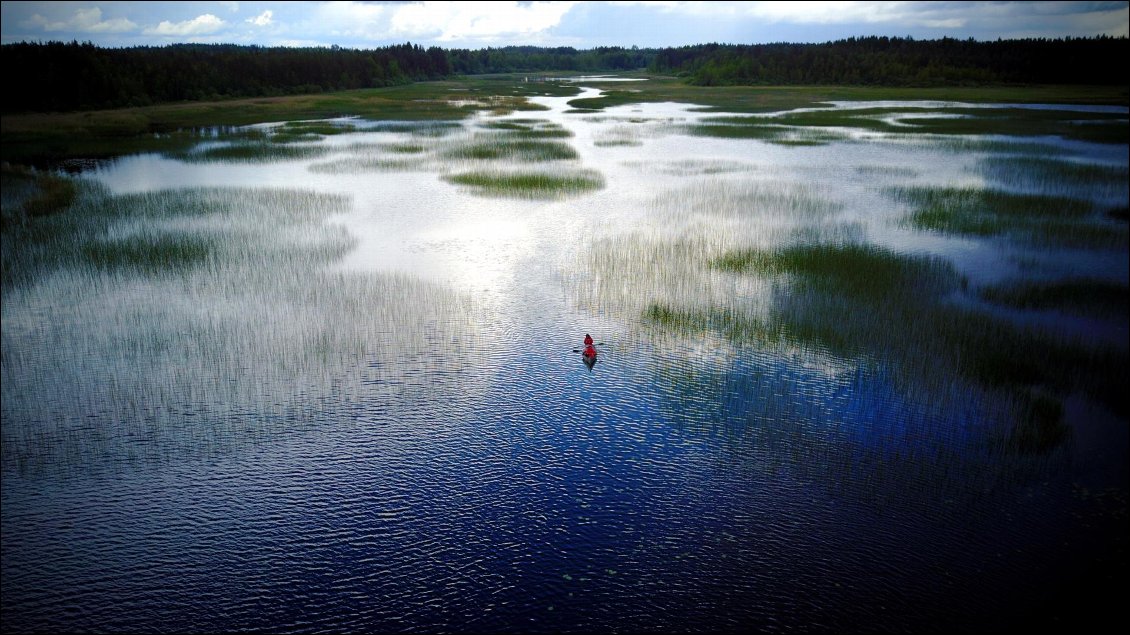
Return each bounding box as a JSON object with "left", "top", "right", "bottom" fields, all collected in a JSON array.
[{"left": 2, "top": 1, "right": 1127, "bottom": 49}]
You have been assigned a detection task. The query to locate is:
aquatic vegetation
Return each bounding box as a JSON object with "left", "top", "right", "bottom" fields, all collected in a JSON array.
[
  {"left": 444, "top": 169, "right": 604, "bottom": 198},
  {"left": 889, "top": 185, "right": 1126, "bottom": 247},
  {"left": 713, "top": 243, "right": 964, "bottom": 300},
  {"left": 83, "top": 232, "right": 218, "bottom": 274},
  {"left": 1, "top": 165, "right": 76, "bottom": 224},
  {"left": 975, "top": 156, "right": 1129, "bottom": 206},
  {"left": 897, "top": 108, "right": 1128, "bottom": 144},
  {"left": 478, "top": 119, "right": 574, "bottom": 138},
  {"left": 444, "top": 136, "right": 579, "bottom": 161},
  {"left": 358, "top": 120, "right": 464, "bottom": 136},
  {"left": 685, "top": 122, "right": 850, "bottom": 145},
  {"left": 926, "top": 137, "right": 1071, "bottom": 155},
  {"left": 1, "top": 179, "right": 482, "bottom": 469},
  {"left": 384, "top": 142, "right": 427, "bottom": 154},
  {"left": 275, "top": 120, "right": 358, "bottom": 137},
  {"left": 704, "top": 106, "right": 1129, "bottom": 144},
  {"left": 855, "top": 165, "right": 918, "bottom": 178},
  {"left": 979, "top": 279, "right": 1129, "bottom": 318},
  {"left": 704, "top": 243, "right": 1127, "bottom": 441},
  {"left": 594, "top": 125, "right": 644, "bottom": 147},
  {"left": 622, "top": 159, "right": 753, "bottom": 176},
  {"left": 170, "top": 141, "right": 331, "bottom": 163},
  {"left": 308, "top": 156, "right": 427, "bottom": 173}
]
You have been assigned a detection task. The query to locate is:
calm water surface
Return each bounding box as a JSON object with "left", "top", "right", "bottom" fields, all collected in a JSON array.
[{"left": 2, "top": 87, "right": 1127, "bottom": 633}]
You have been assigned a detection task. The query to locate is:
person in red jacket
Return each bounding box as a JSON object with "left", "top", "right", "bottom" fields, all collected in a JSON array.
[{"left": 582, "top": 334, "right": 597, "bottom": 369}]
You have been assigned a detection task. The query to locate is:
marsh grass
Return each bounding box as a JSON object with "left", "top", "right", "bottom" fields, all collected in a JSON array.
[
  {"left": 702, "top": 107, "right": 1129, "bottom": 144},
  {"left": 889, "top": 185, "right": 1125, "bottom": 247},
  {"left": 172, "top": 141, "right": 331, "bottom": 163},
  {"left": 1, "top": 165, "right": 77, "bottom": 228},
  {"left": 577, "top": 171, "right": 1124, "bottom": 457},
  {"left": 478, "top": 119, "right": 573, "bottom": 138},
  {"left": 897, "top": 108, "right": 1128, "bottom": 144},
  {"left": 1, "top": 179, "right": 484, "bottom": 471},
  {"left": 927, "top": 137, "right": 1072, "bottom": 155},
  {"left": 623, "top": 159, "right": 753, "bottom": 176},
  {"left": 384, "top": 142, "right": 427, "bottom": 154},
  {"left": 686, "top": 122, "right": 850, "bottom": 146},
  {"left": 274, "top": 120, "right": 357, "bottom": 138},
  {"left": 698, "top": 242, "right": 1127, "bottom": 446},
  {"left": 445, "top": 169, "right": 604, "bottom": 198},
  {"left": 594, "top": 125, "right": 645, "bottom": 147},
  {"left": 856, "top": 165, "right": 919, "bottom": 178},
  {"left": 445, "top": 136, "right": 579, "bottom": 161},
  {"left": 308, "top": 157, "right": 426, "bottom": 173},
  {"left": 980, "top": 279, "right": 1130, "bottom": 318},
  {"left": 713, "top": 243, "right": 964, "bottom": 300},
  {"left": 573, "top": 181, "right": 846, "bottom": 342},
  {"left": 976, "top": 156, "right": 1129, "bottom": 206},
  {"left": 83, "top": 233, "right": 218, "bottom": 274},
  {"left": 2, "top": 181, "right": 355, "bottom": 290}
]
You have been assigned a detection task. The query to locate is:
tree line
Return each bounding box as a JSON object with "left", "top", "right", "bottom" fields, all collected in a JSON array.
[
  {"left": 651, "top": 36, "right": 1128, "bottom": 87},
  {"left": 2, "top": 36, "right": 1124, "bottom": 114}
]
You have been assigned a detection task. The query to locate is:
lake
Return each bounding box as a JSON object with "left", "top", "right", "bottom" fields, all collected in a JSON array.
[{"left": 2, "top": 86, "right": 1127, "bottom": 633}]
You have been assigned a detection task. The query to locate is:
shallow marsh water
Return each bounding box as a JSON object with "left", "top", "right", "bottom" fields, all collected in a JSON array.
[{"left": 2, "top": 86, "right": 1127, "bottom": 633}]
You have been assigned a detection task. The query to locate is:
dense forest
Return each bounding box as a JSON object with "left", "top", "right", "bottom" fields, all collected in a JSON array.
[
  {"left": 2, "top": 36, "right": 1124, "bottom": 114},
  {"left": 653, "top": 36, "right": 1128, "bottom": 86}
]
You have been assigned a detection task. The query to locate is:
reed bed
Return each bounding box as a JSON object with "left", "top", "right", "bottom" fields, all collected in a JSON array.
[
  {"left": 593, "top": 125, "right": 645, "bottom": 147},
  {"left": 979, "top": 279, "right": 1129, "bottom": 318},
  {"left": 308, "top": 156, "right": 428, "bottom": 173},
  {"left": 888, "top": 185, "right": 1126, "bottom": 247},
  {"left": 573, "top": 168, "right": 1125, "bottom": 457},
  {"left": 445, "top": 168, "right": 604, "bottom": 198},
  {"left": 357, "top": 120, "right": 464, "bottom": 136},
  {"left": 444, "top": 135, "right": 579, "bottom": 161},
  {"left": 1, "top": 180, "right": 484, "bottom": 471},
  {"left": 975, "top": 156, "right": 1129, "bottom": 208},
  {"left": 573, "top": 179, "right": 844, "bottom": 328},
  {"left": 703, "top": 241, "right": 1124, "bottom": 450},
  {"left": 704, "top": 106, "right": 1128, "bottom": 144},
  {"left": 1, "top": 165, "right": 77, "bottom": 227},
  {"left": 478, "top": 119, "right": 574, "bottom": 138},
  {"left": 170, "top": 141, "right": 332, "bottom": 163},
  {"left": 621, "top": 159, "right": 754, "bottom": 176},
  {"left": 685, "top": 122, "right": 851, "bottom": 146}
]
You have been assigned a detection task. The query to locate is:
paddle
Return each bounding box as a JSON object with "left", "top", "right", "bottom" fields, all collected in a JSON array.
[{"left": 572, "top": 342, "right": 606, "bottom": 353}]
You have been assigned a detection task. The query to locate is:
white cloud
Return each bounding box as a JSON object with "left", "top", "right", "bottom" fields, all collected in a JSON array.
[
  {"left": 616, "top": 1, "right": 1128, "bottom": 32},
  {"left": 389, "top": 1, "right": 577, "bottom": 42},
  {"left": 309, "top": 1, "right": 389, "bottom": 40},
  {"left": 247, "top": 10, "right": 274, "bottom": 27},
  {"left": 25, "top": 7, "right": 137, "bottom": 33},
  {"left": 145, "top": 14, "right": 227, "bottom": 36}
]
